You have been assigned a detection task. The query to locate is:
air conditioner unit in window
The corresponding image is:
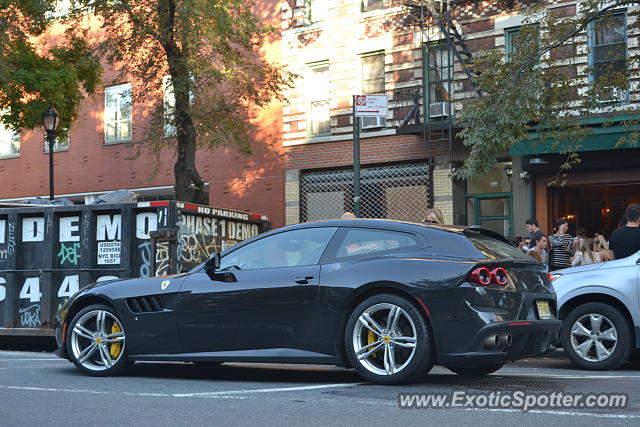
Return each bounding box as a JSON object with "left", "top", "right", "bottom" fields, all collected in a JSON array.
[
  {"left": 597, "top": 87, "right": 627, "bottom": 103},
  {"left": 429, "top": 102, "right": 450, "bottom": 118},
  {"left": 361, "top": 115, "right": 387, "bottom": 129}
]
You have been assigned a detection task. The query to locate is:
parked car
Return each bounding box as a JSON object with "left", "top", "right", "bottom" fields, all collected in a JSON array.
[
  {"left": 551, "top": 251, "right": 640, "bottom": 370},
  {"left": 54, "top": 219, "right": 561, "bottom": 385}
]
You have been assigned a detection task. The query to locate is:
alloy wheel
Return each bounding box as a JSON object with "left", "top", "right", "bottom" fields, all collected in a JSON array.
[
  {"left": 352, "top": 303, "right": 417, "bottom": 376},
  {"left": 570, "top": 313, "right": 618, "bottom": 362},
  {"left": 70, "top": 309, "right": 126, "bottom": 372}
]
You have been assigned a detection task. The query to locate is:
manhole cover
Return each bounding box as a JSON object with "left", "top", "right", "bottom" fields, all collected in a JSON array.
[{"left": 463, "top": 379, "right": 568, "bottom": 392}]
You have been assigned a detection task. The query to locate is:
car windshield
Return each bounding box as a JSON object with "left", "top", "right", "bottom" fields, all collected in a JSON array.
[{"left": 465, "top": 231, "right": 532, "bottom": 261}]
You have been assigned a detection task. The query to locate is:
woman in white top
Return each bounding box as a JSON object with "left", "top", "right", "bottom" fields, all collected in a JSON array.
[{"left": 572, "top": 237, "right": 601, "bottom": 266}]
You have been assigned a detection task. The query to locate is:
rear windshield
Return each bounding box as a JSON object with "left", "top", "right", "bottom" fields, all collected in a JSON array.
[{"left": 465, "top": 232, "right": 532, "bottom": 261}]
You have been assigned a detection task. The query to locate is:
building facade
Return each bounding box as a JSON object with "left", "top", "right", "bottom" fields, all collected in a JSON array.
[
  {"left": 0, "top": 2, "right": 287, "bottom": 227},
  {"left": 280, "top": 0, "right": 640, "bottom": 239}
]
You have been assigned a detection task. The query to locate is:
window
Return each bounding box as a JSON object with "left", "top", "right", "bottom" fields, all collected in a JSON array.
[
  {"left": 305, "top": 0, "right": 328, "bottom": 25},
  {"left": 163, "top": 75, "right": 195, "bottom": 137},
  {"left": 44, "top": 129, "right": 69, "bottom": 153},
  {"left": 307, "top": 64, "right": 330, "bottom": 136},
  {"left": 219, "top": 227, "right": 338, "bottom": 270},
  {"left": 0, "top": 123, "right": 20, "bottom": 158},
  {"left": 361, "top": 53, "right": 386, "bottom": 129},
  {"left": 505, "top": 27, "right": 521, "bottom": 59},
  {"left": 104, "top": 83, "right": 132, "bottom": 143},
  {"left": 427, "top": 44, "right": 453, "bottom": 120},
  {"left": 334, "top": 228, "right": 419, "bottom": 259},
  {"left": 589, "top": 12, "right": 627, "bottom": 90},
  {"left": 362, "top": 0, "right": 384, "bottom": 13}
]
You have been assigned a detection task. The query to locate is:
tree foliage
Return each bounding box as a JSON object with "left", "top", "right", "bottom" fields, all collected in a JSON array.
[
  {"left": 455, "top": 0, "right": 639, "bottom": 182},
  {"left": 1, "top": 0, "right": 293, "bottom": 202}
]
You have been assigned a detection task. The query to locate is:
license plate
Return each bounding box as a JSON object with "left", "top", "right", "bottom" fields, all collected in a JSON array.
[{"left": 536, "top": 300, "right": 552, "bottom": 320}]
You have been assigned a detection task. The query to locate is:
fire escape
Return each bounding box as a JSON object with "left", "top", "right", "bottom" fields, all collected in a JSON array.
[{"left": 394, "top": 1, "right": 479, "bottom": 152}]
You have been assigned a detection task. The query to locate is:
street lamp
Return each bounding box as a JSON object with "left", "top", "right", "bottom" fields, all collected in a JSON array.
[{"left": 42, "top": 107, "right": 60, "bottom": 201}]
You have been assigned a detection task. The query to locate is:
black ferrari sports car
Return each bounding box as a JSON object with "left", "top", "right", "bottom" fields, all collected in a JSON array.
[{"left": 54, "top": 219, "right": 561, "bottom": 384}]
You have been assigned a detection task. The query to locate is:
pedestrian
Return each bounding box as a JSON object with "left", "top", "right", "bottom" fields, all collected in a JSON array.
[
  {"left": 572, "top": 237, "right": 601, "bottom": 266},
  {"left": 609, "top": 203, "right": 640, "bottom": 259},
  {"left": 525, "top": 218, "right": 543, "bottom": 249},
  {"left": 527, "top": 234, "right": 548, "bottom": 263},
  {"left": 423, "top": 207, "right": 444, "bottom": 224},
  {"left": 593, "top": 235, "right": 614, "bottom": 262},
  {"left": 548, "top": 219, "right": 573, "bottom": 270},
  {"left": 521, "top": 237, "right": 531, "bottom": 253},
  {"left": 340, "top": 212, "right": 357, "bottom": 219}
]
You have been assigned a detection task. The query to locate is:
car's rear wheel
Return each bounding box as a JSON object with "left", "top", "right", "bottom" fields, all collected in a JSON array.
[
  {"left": 66, "top": 304, "right": 131, "bottom": 376},
  {"left": 345, "top": 294, "right": 434, "bottom": 385},
  {"left": 446, "top": 363, "right": 505, "bottom": 376},
  {"left": 561, "top": 302, "right": 632, "bottom": 370}
]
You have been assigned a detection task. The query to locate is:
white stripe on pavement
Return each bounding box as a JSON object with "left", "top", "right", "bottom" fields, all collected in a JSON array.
[
  {"left": 0, "top": 383, "right": 360, "bottom": 399},
  {"left": 0, "top": 358, "right": 64, "bottom": 361},
  {"left": 172, "top": 383, "right": 363, "bottom": 397}
]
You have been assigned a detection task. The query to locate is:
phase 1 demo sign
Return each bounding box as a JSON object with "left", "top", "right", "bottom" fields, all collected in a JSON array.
[{"left": 354, "top": 95, "right": 388, "bottom": 117}]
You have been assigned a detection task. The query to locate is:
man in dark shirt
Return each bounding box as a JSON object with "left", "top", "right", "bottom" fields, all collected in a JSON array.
[
  {"left": 526, "top": 218, "right": 543, "bottom": 249},
  {"left": 609, "top": 204, "right": 640, "bottom": 259}
]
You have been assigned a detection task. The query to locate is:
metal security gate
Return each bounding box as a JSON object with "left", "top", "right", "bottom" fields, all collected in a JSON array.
[{"left": 300, "top": 162, "right": 432, "bottom": 222}]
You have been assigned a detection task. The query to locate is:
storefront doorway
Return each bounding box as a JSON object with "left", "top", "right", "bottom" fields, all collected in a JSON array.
[{"left": 548, "top": 183, "right": 640, "bottom": 238}]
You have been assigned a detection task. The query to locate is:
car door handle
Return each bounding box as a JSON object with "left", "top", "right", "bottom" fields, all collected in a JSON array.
[{"left": 294, "top": 276, "right": 314, "bottom": 284}]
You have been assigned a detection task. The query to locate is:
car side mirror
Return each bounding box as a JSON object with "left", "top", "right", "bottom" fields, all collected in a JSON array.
[{"left": 205, "top": 253, "right": 221, "bottom": 274}]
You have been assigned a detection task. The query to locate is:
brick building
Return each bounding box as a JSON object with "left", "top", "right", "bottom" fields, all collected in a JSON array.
[
  {"left": 0, "top": 2, "right": 287, "bottom": 227},
  {"left": 280, "top": 0, "right": 640, "bottom": 239}
]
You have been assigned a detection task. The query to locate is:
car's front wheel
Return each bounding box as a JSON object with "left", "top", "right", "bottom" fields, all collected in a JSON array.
[
  {"left": 561, "top": 302, "right": 632, "bottom": 370},
  {"left": 345, "top": 294, "right": 434, "bottom": 385},
  {"left": 66, "top": 304, "right": 131, "bottom": 376}
]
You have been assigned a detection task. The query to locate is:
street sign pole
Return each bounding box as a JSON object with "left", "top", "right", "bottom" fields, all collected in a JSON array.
[{"left": 352, "top": 95, "right": 361, "bottom": 217}]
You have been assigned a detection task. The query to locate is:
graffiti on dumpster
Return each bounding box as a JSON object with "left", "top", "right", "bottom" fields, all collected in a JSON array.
[
  {"left": 155, "top": 241, "right": 170, "bottom": 276},
  {"left": 7, "top": 221, "right": 16, "bottom": 255},
  {"left": 19, "top": 304, "right": 41, "bottom": 328},
  {"left": 58, "top": 242, "right": 81, "bottom": 265},
  {"left": 138, "top": 241, "right": 152, "bottom": 277}
]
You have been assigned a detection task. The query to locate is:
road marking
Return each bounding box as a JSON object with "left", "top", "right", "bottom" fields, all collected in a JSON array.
[
  {"left": 449, "top": 407, "right": 640, "bottom": 419},
  {"left": 172, "top": 383, "right": 362, "bottom": 397},
  {"left": 0, "top": 383, "right": 361, "bottom": 400},
  {"left": 494, "top": 373, "right": 640, "bottom": 379}
]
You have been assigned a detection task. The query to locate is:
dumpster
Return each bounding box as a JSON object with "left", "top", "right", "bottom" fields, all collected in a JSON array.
[{"left": 0, "top": 201, "right": 270, "bottom": 336}]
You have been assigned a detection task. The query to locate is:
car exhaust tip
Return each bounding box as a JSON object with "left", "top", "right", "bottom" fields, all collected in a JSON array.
[
  {"left": 483, "top": 334, "right": 500, "bottom": 350},
  {"left": 498, "top": 333, "right": 512, "bottom": 348}
]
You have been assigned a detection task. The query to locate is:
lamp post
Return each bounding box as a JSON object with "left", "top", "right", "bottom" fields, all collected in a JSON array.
[{"left": 42, "top": 107, "right": 60, "bottom": 201}]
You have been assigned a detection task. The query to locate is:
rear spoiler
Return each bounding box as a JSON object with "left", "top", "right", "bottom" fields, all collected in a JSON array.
[{"left": 463, "top": 225, "right": 511, "bottom": 244}]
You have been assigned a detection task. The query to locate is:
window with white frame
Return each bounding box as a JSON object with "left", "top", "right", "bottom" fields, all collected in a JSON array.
[
  {"left": 104, "top": 83, "right": 132, "bottom": 143},
  {"left": 305, "top": 0, "right": 328, "bottom": 25},
  {"left": 44, "top": 129, "right": 69, "bottom": 152},
  {"left": 0, "top": 123, "right": 20, "bottom": 158},
  {"left": 163, "top": 75, "right": 195, "bottom": 137},
  {"left": 362, "top": 0, "right": 384, "bottom": 12},
  {"left": 590, "top": 12, "right": 627, "bottom": 94},
  {"left": 307, "top": 64, "right": 330, "bottom": 136},
  {"left": 361, "top": 53, "right": 386, "bottom": 129}
]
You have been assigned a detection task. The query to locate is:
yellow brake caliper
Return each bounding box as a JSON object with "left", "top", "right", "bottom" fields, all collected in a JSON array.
[
  {"left": 367, "top": 330, "right": 379, "bottom": 358},
  {"left": 110, "top": 322, "right": 122, "bottom": 359}
]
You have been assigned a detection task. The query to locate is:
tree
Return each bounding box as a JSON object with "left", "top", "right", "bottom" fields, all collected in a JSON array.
[
  {"left": 398, "top": 0, "right": 639, "bottom": 183},
  {"left": 0, "top": 1, "right": 101, "bottom": 138},
  {"left": 1, "top": 0, "right": 293, "bottom": 203}
]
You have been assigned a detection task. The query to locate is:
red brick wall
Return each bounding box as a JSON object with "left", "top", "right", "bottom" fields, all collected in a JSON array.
[
  {"left": 285, "top": 134, "right": 449, "bottom": 171},
  {"left": 0, "top": 0, "right": 286, "bottom": 228}
]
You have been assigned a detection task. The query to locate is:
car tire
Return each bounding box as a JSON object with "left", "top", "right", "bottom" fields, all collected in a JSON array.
[
  {"left": 446, "top": 363, "right": 505, "bottom": 376},
  {"left": 345, "top": 293, "right": 434, "bottom": 385},
  {"left": 66, "top": 304, "right": 131, "bottom": 376},
  {"left": 561, "top": 302, "right": 632, "bottom": 370}
]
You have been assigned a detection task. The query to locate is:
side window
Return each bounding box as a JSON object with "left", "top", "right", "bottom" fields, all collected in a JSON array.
[
  {"left": 219, "top": 227, "right": 337, "bottom": 270},
  {"left": 335, "top": 228, "right": 419, "bottom": 259}
]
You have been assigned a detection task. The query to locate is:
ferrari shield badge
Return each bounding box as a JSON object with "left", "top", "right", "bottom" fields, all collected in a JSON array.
[{"left": 160, "top": 280, "right": 171, "bottom": 291}]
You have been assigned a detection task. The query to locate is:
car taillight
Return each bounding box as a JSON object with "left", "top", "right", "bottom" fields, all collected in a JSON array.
[
  {"left": 469, "top": 267, "right": 491, "bottom": 286},
  {"left": 490, "top": 267, "right": 508, "bottom": 286},
  {"left": 468, "top": 267, "right": 509, "bottom": 286}
]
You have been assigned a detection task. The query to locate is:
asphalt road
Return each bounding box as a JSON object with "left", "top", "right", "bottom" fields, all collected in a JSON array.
[{"left": 0, "top": 351, "right": 639, "bottom": 426}]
